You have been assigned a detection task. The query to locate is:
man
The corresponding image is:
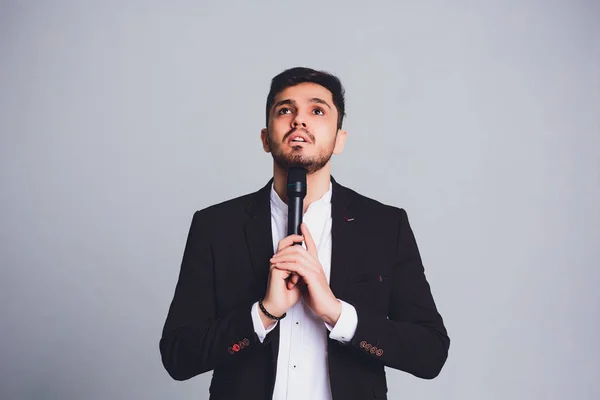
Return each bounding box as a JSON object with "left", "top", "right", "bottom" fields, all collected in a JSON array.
[{"left": 160, "top": 67, "right": 450, "bottom": 400}]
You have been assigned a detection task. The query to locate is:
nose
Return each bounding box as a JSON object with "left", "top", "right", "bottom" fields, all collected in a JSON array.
[{"left": 292, "top": 114, "right": 307, "bottom": 129}]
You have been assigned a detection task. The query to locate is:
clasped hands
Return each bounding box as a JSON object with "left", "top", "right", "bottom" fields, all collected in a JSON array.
[{"left": 260, "top": 223, "right": 342, "bottom": 328}]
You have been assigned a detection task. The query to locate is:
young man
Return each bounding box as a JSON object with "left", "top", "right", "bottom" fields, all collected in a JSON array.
[{"left": 160, "top": 67, "right": 450, "bottom": 400}]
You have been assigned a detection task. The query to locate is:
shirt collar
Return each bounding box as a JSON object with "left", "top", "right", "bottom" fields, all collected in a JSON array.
[{"left": 270, "top": 181, "right": 332, "bottom": 215}]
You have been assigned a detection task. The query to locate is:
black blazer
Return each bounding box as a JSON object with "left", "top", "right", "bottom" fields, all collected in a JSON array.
[{"left": 160, "top": 178, "right": 449, "bottom": 400}]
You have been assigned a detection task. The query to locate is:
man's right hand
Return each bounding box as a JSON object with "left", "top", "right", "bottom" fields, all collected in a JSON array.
[{"left": 259, "top": 234, "right": 304, "bottom": 328}]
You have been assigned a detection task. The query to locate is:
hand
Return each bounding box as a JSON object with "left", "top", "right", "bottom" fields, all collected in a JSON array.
[
  {"left": 260, "top": 233, "right": 304, "bottom": 328},
  {"left": 269, "top": 223, "right": 342, "bottom": 326}
]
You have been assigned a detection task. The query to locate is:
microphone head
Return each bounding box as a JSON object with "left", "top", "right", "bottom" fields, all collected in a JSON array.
[{"left": 286, "top": 167, "right": 307, "bottom": 198}]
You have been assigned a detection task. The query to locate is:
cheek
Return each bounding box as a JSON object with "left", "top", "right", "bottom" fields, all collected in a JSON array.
[
  {"left": 270, "top": 119, "right": 291, "bottom": 136},
  {"left": 314, "top": 126, "right": 337, "bottom": 145}
]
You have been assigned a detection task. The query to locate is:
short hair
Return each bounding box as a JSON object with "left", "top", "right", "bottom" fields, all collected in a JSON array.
[{"left": 265, "top": 67, "right": 346, "bottom": 130}]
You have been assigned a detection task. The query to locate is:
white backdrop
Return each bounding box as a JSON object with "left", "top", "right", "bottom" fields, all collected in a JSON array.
[{"left": 1, "top": 1, "right": 599, "bottom": 399}]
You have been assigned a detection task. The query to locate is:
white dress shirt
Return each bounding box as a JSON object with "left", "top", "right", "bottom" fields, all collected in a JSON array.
[{"left": 250, "top": 182, "right": 359, "bottom": 400}]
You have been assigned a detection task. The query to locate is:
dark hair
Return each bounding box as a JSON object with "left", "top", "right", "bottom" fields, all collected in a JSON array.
[{"left": 265, "top": 67, "right": 346, "bottom": 130}]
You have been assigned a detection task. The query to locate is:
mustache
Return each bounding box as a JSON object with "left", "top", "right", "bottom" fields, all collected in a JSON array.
[{"left": 283, "top": 128, "right": 315, "bottom": 143}]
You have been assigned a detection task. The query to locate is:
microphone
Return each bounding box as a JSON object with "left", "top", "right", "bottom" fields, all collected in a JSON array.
[{"left": 287, "top": 166, "right": 307, "bottom": 243}]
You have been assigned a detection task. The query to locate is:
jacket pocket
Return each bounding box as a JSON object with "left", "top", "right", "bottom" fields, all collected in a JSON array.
[{"left": 348, "top": 273, "right": 388, "bottom": 283}]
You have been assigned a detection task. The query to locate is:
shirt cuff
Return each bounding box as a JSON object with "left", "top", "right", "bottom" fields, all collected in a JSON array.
[
  {"left": 251, "top": 301, "right": 278, "bottom": 343},
  {"left": 325, "top": 299, "right": 358, "bottom": 343}
]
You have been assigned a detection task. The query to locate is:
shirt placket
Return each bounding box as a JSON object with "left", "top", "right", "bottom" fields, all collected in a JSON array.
[{"left": 286, "top": 299, "right": 304, "bottom": 400}]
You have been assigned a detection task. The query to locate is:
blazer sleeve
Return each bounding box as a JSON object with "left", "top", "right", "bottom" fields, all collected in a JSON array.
[
  {"left": 348, "top": 208, "right": 450, "bottom": 379},
  {"left": 159, "top": 210, "right": 267, "bottom": 381}
]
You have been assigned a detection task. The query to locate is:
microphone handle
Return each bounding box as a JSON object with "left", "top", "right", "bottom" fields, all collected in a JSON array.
[{"left": 288, "top": 196, "right": 303, "bottom": 245}]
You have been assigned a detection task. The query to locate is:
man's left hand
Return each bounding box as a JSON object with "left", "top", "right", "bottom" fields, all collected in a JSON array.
[{"left": 269, "top": 222, "right": 342, "bottom": 326}]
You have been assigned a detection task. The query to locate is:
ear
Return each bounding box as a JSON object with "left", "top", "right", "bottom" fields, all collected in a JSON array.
[
  {"left": 332, "top": 129, "right": 347, "bottom": 154},
  {"left": 260, "top": 128, "right": 271, "bottom": 153}
]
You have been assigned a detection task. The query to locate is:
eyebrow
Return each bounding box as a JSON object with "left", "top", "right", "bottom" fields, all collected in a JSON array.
[
  {"left": 272, "top": 99, "right": 296, "bottom": 111},
  {"left": 272, "top": 97, "right": 332, "bottom": 113},
  {"left": 309, "top": 97, "right": 332, "bottom": 109}
]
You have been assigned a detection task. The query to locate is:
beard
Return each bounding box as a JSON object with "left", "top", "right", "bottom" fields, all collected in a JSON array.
[{"left": 269, "top": 131, "right": 336, "bottom": 174}]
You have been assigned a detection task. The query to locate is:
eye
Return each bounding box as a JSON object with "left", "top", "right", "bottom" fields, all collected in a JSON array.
[
  {"left": 313, "top": 108, "right": 324, "bottom": 116},
  {"left": 277, "top": 107, "right": 291, "bottom": 115}
]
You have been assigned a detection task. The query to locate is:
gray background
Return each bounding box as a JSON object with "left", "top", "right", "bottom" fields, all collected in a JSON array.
[{"left": 1, "top": 0, "right": 599, "bottom": 399}]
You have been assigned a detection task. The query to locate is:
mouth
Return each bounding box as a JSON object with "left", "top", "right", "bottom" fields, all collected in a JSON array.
[{"left": 287, "top": 131, "right": 313, "bottom": 145}]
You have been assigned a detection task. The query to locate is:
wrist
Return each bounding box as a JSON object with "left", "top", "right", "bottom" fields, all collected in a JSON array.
[
  {"left": 322, "top": 299, "right": 342, "bottom": 326},
  {"left": 258, "top": 308, "right": 277, "bottom": 330},
  {"left": 260, "top": 298, "right": 286, "bottom": 321}
]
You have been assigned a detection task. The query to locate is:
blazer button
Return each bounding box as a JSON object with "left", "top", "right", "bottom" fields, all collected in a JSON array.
[
  {"left": 376, "top": 349, "right": 384, "bottom": 357},
  {"left": 370, "top": 347, "right": 377, "bottom": 354},
  {"left": 360, "top": 341, "right": 367, "bottom": 348},
  {"left": 243, "top": 338, "right": 250, "bottom": 346},
  {"left": 232, "top": 344, "right": 240, "bottom": 352},
  {"left": 238, "top": 341, "right": 245, "bottom": 349},
  {"left": 228, "top": 347, "right": 234, "bottom": 355},
  {"left": 365, "top": 343, "right": 372, "bottom": 350}
]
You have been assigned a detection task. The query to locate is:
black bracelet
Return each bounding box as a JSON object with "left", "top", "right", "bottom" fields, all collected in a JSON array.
[{"left": 259, "top": 299, "right": 286, "bottom": 321}]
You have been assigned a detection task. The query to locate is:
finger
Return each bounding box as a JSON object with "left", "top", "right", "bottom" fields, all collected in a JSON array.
[
  {"left": 300, "top": 223, "right": 318, "bottom": 258},
  {"left": 273, "top": 245, "right": 308, "bottom": 257},
  {"left": 270, "top": 252, "right": 313, "bottom": 266},
  {"left": 271, "top": 262, "right": 302, "bottom": 285},
  {"left": 271, "top": 245, "right": 310, "bottom": 259},
  {"left": 277, "top": 234, "right": 305, "bottom": 252},
  {"left": 273, "top": 262, "right": 309, "bottom": 280},
  {"left": 289, "top": 273, "right": 301, "bottom": 285},
  {"left": 287, "top": 273, "right": 301, "bottom": 290},
  {"left": 272, "top": 243, "right": 317, "bottom": 267},
  {"left": 270, "top": 264, "right": 289, "bottom": 278},
  {"left": 269, "top": 263, "right": 292, "bottom": 279},
  {"left": 271, "top": 248, "right": 314, "bottom": 269}
]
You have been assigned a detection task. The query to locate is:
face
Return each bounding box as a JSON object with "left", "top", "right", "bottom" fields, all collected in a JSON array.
[{"left": 261, "top": 82, "right": 346, "bottom": 174}]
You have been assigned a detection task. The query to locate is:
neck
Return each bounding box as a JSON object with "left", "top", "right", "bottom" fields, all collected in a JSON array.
[{"left": 273, "top": 163, "right": 331, "bottom": 213}]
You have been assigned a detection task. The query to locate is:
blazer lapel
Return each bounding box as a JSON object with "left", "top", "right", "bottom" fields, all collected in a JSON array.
[
  {"left": 244, "top": 178, "right": 275, "bottom": 285},
  {"left": 330, "top": 177, "right": 359, "bottom": 300}
]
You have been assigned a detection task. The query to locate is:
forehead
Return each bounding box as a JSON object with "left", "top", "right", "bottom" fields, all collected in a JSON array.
[{"left": 274, "top": 82, "right": 334, "bottom": 104}]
